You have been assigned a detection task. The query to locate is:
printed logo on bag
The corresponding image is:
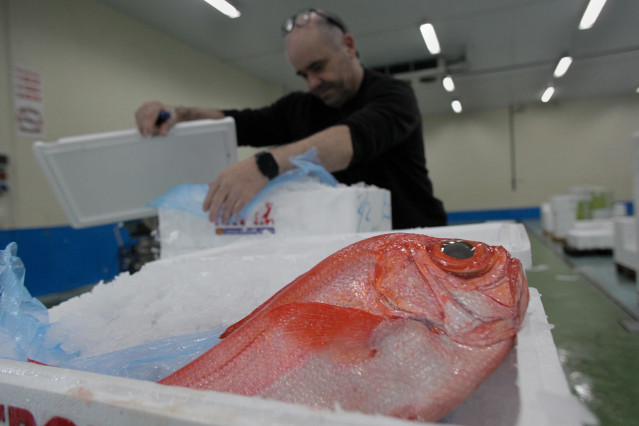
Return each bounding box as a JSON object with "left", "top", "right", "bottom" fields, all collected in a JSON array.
[
  {"left": 216, "top": 202, "right": 275, "bottom": 235},
  {"left": 0, "top": 404, "right": 76, "bottom": 426}
]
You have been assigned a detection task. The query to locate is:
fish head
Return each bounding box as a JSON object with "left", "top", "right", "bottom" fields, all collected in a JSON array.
[{"left": 374, "top": 234, "right": 529, "bottom": 346}]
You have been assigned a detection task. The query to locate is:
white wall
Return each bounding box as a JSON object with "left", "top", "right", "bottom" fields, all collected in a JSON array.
[
  {"left": 0, "top": 1, "right": 15, "bottom": 229},
  {"left": 425, "top": 94, "right": 639, "bottom": 213},
  {"left": 2, "top": 0, "right": 282, "bottom": 228}
]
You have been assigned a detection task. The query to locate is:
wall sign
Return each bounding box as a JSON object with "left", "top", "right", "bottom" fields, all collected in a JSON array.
[{"left": 13, "top": 66, "right": 44, "bottom": 138}]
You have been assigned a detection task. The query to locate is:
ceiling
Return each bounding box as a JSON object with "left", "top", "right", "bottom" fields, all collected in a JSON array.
[{"left": 96, "top": 0, "right": 639, "bottom": 115}]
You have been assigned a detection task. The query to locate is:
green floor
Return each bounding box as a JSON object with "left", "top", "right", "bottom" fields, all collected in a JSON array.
[{"left": 524, "top": 226, "right": 639, "bottom": 426}]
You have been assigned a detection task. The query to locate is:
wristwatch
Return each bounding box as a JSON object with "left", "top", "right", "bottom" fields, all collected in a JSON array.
[{"left": 255, "top": 151, "right": 279, "bottom": 180}]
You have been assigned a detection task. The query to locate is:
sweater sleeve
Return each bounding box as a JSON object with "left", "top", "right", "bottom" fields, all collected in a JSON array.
[
  {"left": 341, "top": 78, "right": 421, "bottom": 168},
  {"left": 222, "top": 94, "right": 300, "bottom": 148}
]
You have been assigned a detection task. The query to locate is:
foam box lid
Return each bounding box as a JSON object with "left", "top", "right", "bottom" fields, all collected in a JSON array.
[{"left": 33, "top": 118, "right": 237, "bottom": 228}]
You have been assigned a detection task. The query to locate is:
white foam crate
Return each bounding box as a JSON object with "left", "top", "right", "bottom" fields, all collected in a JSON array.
[
  {"left": 564, "top": 219, "right": 614, "bottom": 250},
  {"left": 0, "top": 289, "right": 592, "bottom": 426},
  {"left": 159, "top": 183, "right": 391, "bottom": 258},
  {"left": 0, "top": 223, "right": 593, "bottom": 425}
]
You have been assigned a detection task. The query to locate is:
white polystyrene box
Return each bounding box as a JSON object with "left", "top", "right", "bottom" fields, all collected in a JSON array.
[
  {"left": 33, "top": 119, "right": 237, "bottom": 228},
  {"left": 564, "top": 219, "right": 614, "bottom": 250},
  {"left": 0, "top": 223, "right": 595, "bottom": 425},
  {"left": 158, "top": 181, "right": 391, "bottom": 258},
  {"left": 613, "top": 216, "right": 637, "bottom": 271},
  {"left": 0, "top": 290, "right": 594, "bottom": 426}
]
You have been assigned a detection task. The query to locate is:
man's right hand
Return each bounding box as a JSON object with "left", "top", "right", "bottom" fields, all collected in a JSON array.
[{"left": 135, "top": 101, "right": 176, "bottom": 137}]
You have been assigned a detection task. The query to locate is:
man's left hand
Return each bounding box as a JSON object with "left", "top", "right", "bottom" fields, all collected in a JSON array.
[{"left": 202, "top": 157, "right": 269, "bottom": 224}]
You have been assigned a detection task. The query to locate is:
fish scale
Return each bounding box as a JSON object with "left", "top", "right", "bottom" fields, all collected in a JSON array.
[{"left": 159, "top": 233, "right": 529, "bottom": 422}]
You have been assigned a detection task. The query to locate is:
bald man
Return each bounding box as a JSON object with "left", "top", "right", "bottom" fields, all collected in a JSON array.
[{"left": 135, "top": 8, "right": 446, "bottom": 229}]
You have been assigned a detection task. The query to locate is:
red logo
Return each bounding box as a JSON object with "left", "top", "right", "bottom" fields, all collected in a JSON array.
[{"left": 0, "top": 405, "right": 76, "bottom": 426}]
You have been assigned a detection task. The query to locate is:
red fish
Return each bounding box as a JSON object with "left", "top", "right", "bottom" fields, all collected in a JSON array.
[{"left": 159, "top": 233, "right": 529, "bottom": 422}]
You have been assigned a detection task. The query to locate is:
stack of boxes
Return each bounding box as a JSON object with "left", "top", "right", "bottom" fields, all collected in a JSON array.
[
  {"left": 541, "top": 186, "right": 624, "bottom": 252},
  {"left": 542, "top": 129, "right": 639, "bottom": 314}
]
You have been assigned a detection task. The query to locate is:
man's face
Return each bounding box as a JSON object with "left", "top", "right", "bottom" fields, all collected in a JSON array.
[{"left": 285, "top": 23, "right": 358, "bottom": 108}]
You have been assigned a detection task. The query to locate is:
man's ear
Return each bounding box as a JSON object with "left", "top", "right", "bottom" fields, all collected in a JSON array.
[{"left": 342, "top": 34, "right": 358, "bottom": 58}]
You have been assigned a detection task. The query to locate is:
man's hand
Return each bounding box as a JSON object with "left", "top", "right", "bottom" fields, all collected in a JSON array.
[
  {"left": 135, "top": 101, "right": 176, "bottom": 137},
  {"left": 202, "top": 157, "right": 269, "bottom": 224}
]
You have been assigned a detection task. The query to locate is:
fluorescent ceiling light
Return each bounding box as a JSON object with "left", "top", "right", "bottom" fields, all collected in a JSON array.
[
  {"left": 442, "top": 75, "right": 455, "bottom": 92},
  {"left": 541, "top": 86, "right": 555, "bottom": 103},
  {"left": 203, "top": 0, "right": 241, "bottom": 18},
  {"left": 420, "top": 23, "right": 441, "bottom": 55},
  {"left": 451, "top": 100, "right": 462, "bottom": 113},
  {"left": 579, "top": 0, "right": 607, "bottom": 30},
  {"left": 553, "top": 56, "right": 573, "bottom": 78}
]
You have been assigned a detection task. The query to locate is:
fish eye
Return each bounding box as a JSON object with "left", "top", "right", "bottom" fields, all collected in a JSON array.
[
  {"left": 441, "top": 241, "right": 475, "bottom": 259},
  {"left": 431, "top": 239, "right": 494, "bottom": 275}
]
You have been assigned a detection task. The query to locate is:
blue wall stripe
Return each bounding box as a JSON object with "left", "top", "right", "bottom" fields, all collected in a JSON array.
[
  {"left": 447, "top": 206, "right": 541, "bottom": 223},
  {"left": 0, "top": 224, "right": 130, "bottom": 297},
  {"left": 447, "top": 201, "right": 633, "bottom": 223}
]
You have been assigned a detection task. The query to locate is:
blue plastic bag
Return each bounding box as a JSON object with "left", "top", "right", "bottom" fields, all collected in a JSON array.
[
  {"left": 149, "top": 183, "right": 210, "bottom": 217},
  {"left": 59, "top": 326, "right": 225, "bottom": 381},
  {"left": 0, "top": 242, "right": 74, "bottom": 364},
  {"left": 149, "top": 148, "right": 338, "bottom": 222}
]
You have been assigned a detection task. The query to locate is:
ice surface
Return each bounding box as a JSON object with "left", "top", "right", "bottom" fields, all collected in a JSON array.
[{"left": 48, "top": 234, "right": 363, "bottom": 357}]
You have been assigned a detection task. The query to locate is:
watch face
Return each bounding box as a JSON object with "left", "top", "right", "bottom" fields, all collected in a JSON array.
[{"left": 256, "top": 152, "right": 278, "bottom": 179}]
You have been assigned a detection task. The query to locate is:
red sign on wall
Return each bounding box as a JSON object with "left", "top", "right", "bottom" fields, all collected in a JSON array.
[{"left": 13, "top": 66, "right": 44, "bottom": 138}]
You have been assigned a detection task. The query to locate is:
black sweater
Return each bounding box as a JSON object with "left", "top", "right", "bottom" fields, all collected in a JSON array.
[{"left": 223, "top": 69, "right": 446, "bottom": 229}]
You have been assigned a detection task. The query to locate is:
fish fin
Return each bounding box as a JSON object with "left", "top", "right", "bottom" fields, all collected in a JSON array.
[
  {"left": 219, "top": 279, "right": 302, "bottom": 339},
  {"left": 158, "top": 302, "right": 295, "bottom": 391},
  {"left": 220, "top": 296, "right": 278, "bottom": 339},
  {"left": 219, "top": 313, "right": 251, "bottom": 339},
  {"left": 159, "top": 303, "right": 386, "bottom": 392},
  {"left": 273, "top": 302, "right": 386, "bottom": 362}
]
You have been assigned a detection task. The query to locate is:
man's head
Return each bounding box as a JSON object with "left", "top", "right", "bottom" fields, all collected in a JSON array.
[{"left": 283, "top": 9, "right": 364, "bottom": 108}]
